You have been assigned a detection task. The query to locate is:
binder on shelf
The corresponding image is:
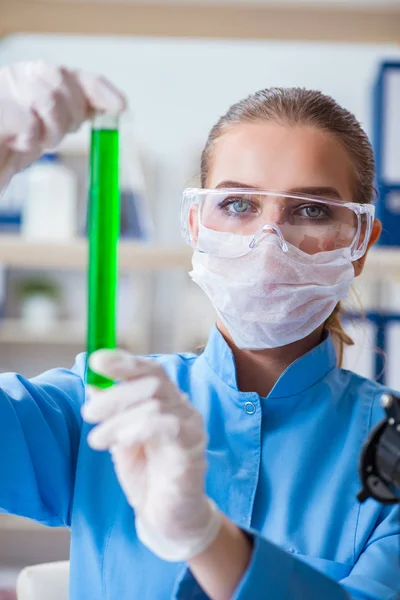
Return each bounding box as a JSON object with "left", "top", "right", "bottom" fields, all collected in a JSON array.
[
  {"left": 371, "top": 61, "right": 400, "bottom": 383},
  {"left": 373, "top": 61, "right": 400, "bottom": 246}
]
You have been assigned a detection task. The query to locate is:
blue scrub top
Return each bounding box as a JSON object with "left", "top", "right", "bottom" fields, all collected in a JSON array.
[{"left": 0, "top": 326, "right": 399, "bottom": 599}]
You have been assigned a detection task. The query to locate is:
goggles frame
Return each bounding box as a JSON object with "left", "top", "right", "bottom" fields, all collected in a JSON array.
[{"left": 181, "top": 187, "right": 375, "bottom": 261}]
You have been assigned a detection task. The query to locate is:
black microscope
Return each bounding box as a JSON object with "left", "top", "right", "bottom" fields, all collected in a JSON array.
[{"left": 358, "top": 392, "right": 400, "bottom": 505}]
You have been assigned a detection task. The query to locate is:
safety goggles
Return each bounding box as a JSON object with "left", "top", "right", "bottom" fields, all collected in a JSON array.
[{"left": 181, "top": 188, "right": 375, "bottom": 260}]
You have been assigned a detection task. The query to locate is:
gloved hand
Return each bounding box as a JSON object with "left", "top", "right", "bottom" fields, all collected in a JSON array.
[
  {"left": 0, "top": 60, "right": 126, "bottom": 189},
  {"left": 81, "top": 350, "right": 222, "bottom": 562}
]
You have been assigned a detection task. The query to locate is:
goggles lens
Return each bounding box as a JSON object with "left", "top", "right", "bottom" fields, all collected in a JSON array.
[{"left": 182, "top": 189, "right": 374, "bottom": 259}]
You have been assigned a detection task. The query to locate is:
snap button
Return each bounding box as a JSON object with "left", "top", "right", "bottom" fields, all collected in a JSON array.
[{"left": 244, "top": 401, "right": 256, "bottom": 415}]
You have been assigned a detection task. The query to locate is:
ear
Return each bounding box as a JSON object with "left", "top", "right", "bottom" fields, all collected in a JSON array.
[
  {"left": 189, "top": 204, "right": 199, "bottom": 246},
  {"left": 353, "top": 218, "right": 382, "bottom": 277}
]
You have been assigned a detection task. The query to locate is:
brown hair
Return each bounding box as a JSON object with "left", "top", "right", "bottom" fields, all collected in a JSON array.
[{"left": 200, "top": 88, "right": 376, "bottom": 364}]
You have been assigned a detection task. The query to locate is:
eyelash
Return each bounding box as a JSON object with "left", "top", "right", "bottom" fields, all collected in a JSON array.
[
  {"left": 217, "top": 198, "right": 260, "bottom": 217},
  {"left": 217, "top": 198, "right": 332, "bottom": 220},
  {"left": 295, "top": 204, "right": 332, "bottom": 219}
]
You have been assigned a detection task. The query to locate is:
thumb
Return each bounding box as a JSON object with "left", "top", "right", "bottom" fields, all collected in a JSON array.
[
  {"left": 89, "top": 348, "right": 144, "bottom": 381},
  {"left": 76, "top": 71, "right": 127, "bottom": 116}
]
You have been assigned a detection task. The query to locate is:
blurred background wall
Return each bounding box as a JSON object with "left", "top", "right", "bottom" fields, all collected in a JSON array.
[{"left": 0, "top": 35, "right": 399, "bottom": 369}]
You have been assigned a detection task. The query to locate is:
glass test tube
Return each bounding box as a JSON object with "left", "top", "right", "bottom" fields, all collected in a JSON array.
[{"left": 86, "top": 114, "right": 120, "bottom": 388}]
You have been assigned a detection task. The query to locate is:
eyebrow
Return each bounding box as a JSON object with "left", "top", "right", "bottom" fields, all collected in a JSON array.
[
  {"left": 215, "top": 180, "right": 256, "bottom": 190},
  {"left": 289, "top": 186, "right": 343, "bottom": 200},
  {"left": 214, "top": 181, "right": 343, "bottom": 200}
]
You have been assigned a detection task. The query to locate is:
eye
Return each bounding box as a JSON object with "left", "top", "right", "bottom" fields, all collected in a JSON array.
[
  {"left": 218, "top": 196, "right": 260, "bottom": 217},
  {"left": 296, "top": 204, "right": 331, "bottom": 219},
  {"left": 228, "top": 199, "right": 250, "bottom": 213}
]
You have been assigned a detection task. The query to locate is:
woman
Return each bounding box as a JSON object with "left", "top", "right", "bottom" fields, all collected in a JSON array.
[{"left": 0, "top": 61, "right": 398, "bottom": 600}]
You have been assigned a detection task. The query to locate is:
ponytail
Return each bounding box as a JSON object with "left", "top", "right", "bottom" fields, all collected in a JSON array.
[{"left": 325, "top": 302, "right": 354, "bottom": 367}]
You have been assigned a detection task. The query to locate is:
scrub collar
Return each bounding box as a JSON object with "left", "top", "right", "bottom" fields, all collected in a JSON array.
[{"left": 202, "top": 325, "right": 337, "bottom": 399}]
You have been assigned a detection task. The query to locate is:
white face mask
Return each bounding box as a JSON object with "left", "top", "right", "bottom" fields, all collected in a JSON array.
[{"left": 189, "top": 226, "right": 355, "bottom": 350}]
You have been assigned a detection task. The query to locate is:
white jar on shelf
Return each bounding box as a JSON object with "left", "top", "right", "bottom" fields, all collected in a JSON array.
[
  {"left": 22, "top": 153, "right": 77, "bottom": 241},
  {"left": 17, "top": 277, "right": 61, "bottom": 333},
  {"left": 21, "top": 294, "right": 58, "bottom": 333}
]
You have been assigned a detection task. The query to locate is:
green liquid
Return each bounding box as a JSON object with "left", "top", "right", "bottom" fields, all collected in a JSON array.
[{"left": 86, "top": 127, "right": 120, "bottom": 388}]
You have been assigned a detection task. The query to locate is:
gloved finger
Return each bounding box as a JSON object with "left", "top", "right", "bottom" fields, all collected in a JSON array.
[
  {"left": 10, "top": 61, "right": 71, "bottom": 148},
  {"left": 0, "top": 102, "right": 42, "bottom": 152},
  {"left": 32, "top": 63, "right": 89, "bottom": 145},
  {"left": 110, "top": 444, "right": 148, "bottom": 507},
  {"left": 87, "top": 400, "right": 178, "bottom": 450},
  {"left": 33, "top": 90, "right": 72, "bottom": 148},
  {"left": 82, "top": 376, "right": 160, "bottom": 423},
  {"left": 89, "top": 348, "right": 164, "bottom": 382},
  {"left": 56, "top": 67, "right": 88, "bottom": 133},
  {"left": 88, "top": 399, "right": 159, "bottom": 449},
  {"left": 0, "top": 61, "right": 88, "bottom": 148},
  {"left": 114, "top": 413, "right": 179, "bottom": 449},
  {"left": 76, "top": 71, "right": 127, "bottom": 116},
  {"left": 88, "top": 396, "right": 203, "bottom": 452}
]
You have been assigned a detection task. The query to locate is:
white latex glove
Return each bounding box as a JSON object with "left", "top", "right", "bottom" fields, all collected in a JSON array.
[
  {"left": 81, "top": 350, "right": 222, "bottom": 562},
  {"left": 0, "top": 60, "right": 126, "bottom": 189}
]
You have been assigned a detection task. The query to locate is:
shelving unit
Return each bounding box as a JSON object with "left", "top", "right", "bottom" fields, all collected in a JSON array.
[
  {"left": 2, "top": 1, "right": 400, "bottom": 44},
  {"left": 0, "top": 236, "right": 192, "bottom": 271},
  {"left": 0, "top": 236, "right": 397, "bottom": 278},
  {"left": 0, "top": 319, "right": 146, "bottom": 351},
  {"left": 0, "top": 238, "right": 396, "bottom": 352},
  {"left": 360, "top": 247, "right": 400, "bottom": 278},
  {"left": 0, "top": 319, "right": 85, "bottom": 345},
  {"left": 0, "top": 237, "right": 185, "bottom": 352}
]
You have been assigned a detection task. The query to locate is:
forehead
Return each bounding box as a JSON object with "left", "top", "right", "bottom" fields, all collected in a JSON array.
[{"left": 208, "top": 122, "right": 355, "bottom": 200}]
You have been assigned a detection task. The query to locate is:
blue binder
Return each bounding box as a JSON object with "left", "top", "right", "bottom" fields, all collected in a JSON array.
[
  {"left": 371, "top": 61, "right": 400, "bottom": 382},
  {"left": 374, "top": 61, "right": 400, "bottom": 246}
]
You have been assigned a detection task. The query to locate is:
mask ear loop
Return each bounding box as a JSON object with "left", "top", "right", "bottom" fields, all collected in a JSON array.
[{"left": 249, "top": 224, "right": 289, "bottom": 252}]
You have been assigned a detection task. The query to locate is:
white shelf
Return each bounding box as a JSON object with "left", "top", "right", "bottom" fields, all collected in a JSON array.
[
  {"left": 0, "top": 319, "right": 146, "bottom": 350},
  {"left": 361, "top": 247, "right": 400, "bottom": 279},
  {"left": 3, "top": 1, "right": 399, "bottom": 44},
  {"left": 0, "top": 236, "right": 192, "bottom": 271},
  {"left": 0, "top": 236, "right": 397, "bottom": 278},
  {"left": 0, "top": 320, "right": 85, "bottom": 344}
]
